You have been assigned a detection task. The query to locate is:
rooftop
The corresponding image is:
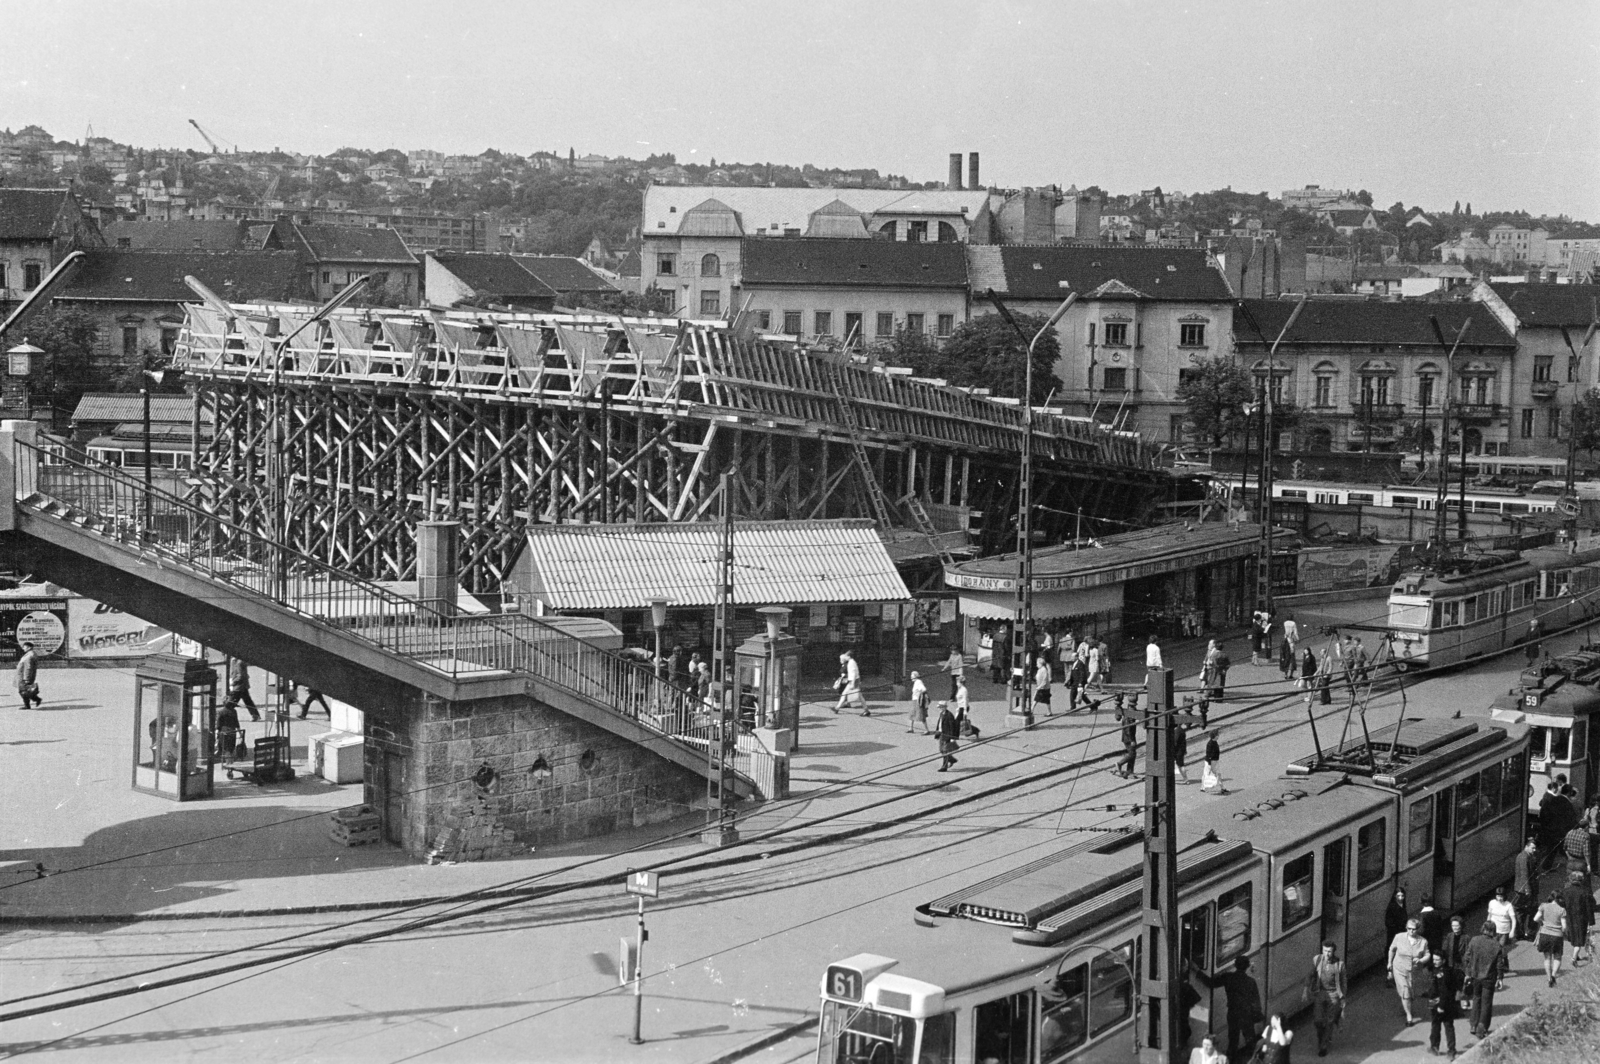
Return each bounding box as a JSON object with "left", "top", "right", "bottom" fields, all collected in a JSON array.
[
  {"left": 969, "top": 244, "right": 1231, "bottom": 302},
  {"left": 512, "top": 255, "right": 618, "bottom": 295},
  {"left": 71, "top": 393, "right": 194, "bottom": 425},
  {"left": 740, "top": 237, "right": 969, "bottom": 288},
  {"left": 0, "top": 188, "right": 73, "bottom": 241},
  {"left": 430, "top": 252, "right": 556, "bottom": 300},
  {"left": 1488, "top": 282, "right": 1600, "bottom": 328},
  {"left": 291, "top": 224, "right": 415, "bottom": 264},
  {"left": 1235, "top": 298, "right": 1516, "bottom": 348},
  {"left": 55, "top": 249, "right": 308, "bottom": 304},
  {"left": 102, "top": 220, "right": 265, "bottom": 251},
  {"left": 643, "top": 186, "right": 990, "bottom": 237},
  {"left": 944, "top": 522, "right": 1272, "bottom": 593}
]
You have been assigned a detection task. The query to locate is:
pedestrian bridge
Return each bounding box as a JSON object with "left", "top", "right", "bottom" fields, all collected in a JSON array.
[{"left": 1, "top": 421, "right": 752, "bottom": 855}]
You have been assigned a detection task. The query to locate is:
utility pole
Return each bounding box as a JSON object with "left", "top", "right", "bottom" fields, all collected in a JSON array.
[
  {"left": 1254, "top": 294, "right": 1306, "bottom": 618},
  {"left": 1139, "top": 668, "right": 1181, "bottom": 1064},
  {"left": 704, "top": 471, "right": 739, "bottom": 846},
  {"left": 1427, "top": 318, "right": 1471, "bottom": 558}
]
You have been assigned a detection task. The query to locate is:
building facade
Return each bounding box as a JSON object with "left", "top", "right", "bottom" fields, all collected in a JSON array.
[
  {"left": 0, "top": 187, "right": 102, "bottom": 313},
  {"left": 1477, "top": 281, "right": 1600, "bottom": 459}
]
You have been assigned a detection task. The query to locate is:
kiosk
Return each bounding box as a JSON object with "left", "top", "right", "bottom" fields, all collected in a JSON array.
[
  {"left": 735, "top": 606, "right": 801, "bottom": 747},
  {"left": 133, "top": 654, "right": 218, "bottom": 800}
]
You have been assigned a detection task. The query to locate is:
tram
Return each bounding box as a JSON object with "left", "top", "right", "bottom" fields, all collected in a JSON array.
[
  {"left": 1490, "top": 646, "right": 1600, "bottom": 812},
  {"left": 1383, "top": 545, "right": 1600, "bottom": 671},
  {"left": 1269, "top": 480, "right": 1559, "bottom": 516},
  {"left": 814, "top": 721, "right": 1528, "bottom": 1064}
]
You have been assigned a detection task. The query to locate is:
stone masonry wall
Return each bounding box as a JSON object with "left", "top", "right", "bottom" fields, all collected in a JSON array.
[{"left": 364, "top": 690, "right": 704, "bottom": 859}]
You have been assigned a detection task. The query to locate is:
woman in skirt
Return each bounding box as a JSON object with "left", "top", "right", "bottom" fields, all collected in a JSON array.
[
  {"left": 907, "top": 670, "right": 930, "bottom": 734},
  {"left": 1535, "top": 889, "right": 1569, "bottom": 986},
  {"left": 1033, "top": 658, "right": 1053, "bottom": 717}
]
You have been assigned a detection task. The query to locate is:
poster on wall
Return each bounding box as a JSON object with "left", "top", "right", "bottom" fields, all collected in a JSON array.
[
  {"left": 912, "top": 599, "right": 944, "bottom": 635},
  {"left": 0, "top": 598, "right": 71, "bottom": 663},
  {"left": 67, "top": 600, "right": 173, "bottom": 659},
  {"left": 1296, "top": 545, "right": 1402, "bottom": 594}
]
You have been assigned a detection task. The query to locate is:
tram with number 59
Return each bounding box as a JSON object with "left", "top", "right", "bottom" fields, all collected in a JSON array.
[{"left": 815, "top": 721, "right": 1528, "bottom": 1064}]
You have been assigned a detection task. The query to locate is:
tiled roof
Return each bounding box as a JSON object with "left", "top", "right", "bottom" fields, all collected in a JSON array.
[
  {"left": 0, "top": 188, "right": 70, "bottom": 240},
  {"left": 512, "top": 255, "right": 619, "bottom": 294},
  {"left": 617, "top": 250, "right": 641, "bottom": 277},
  {"left": 1488, "top": 283, "right": 1600, "bottom": 328},
  {"left": 71, "top": 393, "right": 194, "bottom": 425},
  {"left": 978, "top": 245, "right": 1231, "bottom": 302},
  {"left": 432, "top": 252, "right": 556, "bottom": 299},
  {"left": 292, "top": 224, "right": 415, "bottom": 264},
  {"left": 56, "top": 249, "right": 309, "bottom": 303},
  {"left": 1324, "top": 209, "right": 1374, "bottom": 227},
  {"left": 741, "top": 237, "right": 968, "bottom": 288},
  {"left": 1235, "top": 298, "right": 1515, "bottom": 348},
  {"left": 644, "top": 185, "right": 990, "bottom": 236},
  {"left": 103, "top": 220, "right": 255, "bottom": 251},
  {"left": 513, "top": 519, "right": 911, "bottom": 609}
]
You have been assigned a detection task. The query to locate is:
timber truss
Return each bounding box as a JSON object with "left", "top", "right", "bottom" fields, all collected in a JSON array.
[{"left": 175, "top": 305, "right": 1171, "bottom": 592}]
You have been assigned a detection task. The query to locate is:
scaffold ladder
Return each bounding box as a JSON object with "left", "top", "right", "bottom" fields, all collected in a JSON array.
[
  {"left": 901, "top": 491, "right": 955, "bottom": 566},
  {"left": 827, "top": 362, "right": 896, "bottom": 530}
]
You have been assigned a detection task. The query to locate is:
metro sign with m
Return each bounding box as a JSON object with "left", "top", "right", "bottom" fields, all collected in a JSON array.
[{"left": 625, "top": 870, "right": 659, "bottom": 898}]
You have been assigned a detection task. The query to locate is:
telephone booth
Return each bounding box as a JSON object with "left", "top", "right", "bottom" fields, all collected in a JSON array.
[
  {"left": 133, "top": 654, "right": 219, "bottom": 800},
  {"left": 734, "top": 606, "right": 801, "bottom": 747}
]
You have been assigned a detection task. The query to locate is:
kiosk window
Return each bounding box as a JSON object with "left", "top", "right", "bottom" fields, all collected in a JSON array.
[
  {"left": 1039, "top": 970, "right": 1086, "bottom": 1063},
  {"left": 1357, "top": 819, "right": 1387, "bottom": 889},
  {"left": 1089, "top": 945, "right": 1135, "bottom": 1036},
  {"left": 1282, "top": 852, "right": 1316, "bottom": 931},
  {"left": 1408, "top": 796, "right": 1434, "bottom": 862},
  {"left": 1215, "top": 883, "right": 1253, "bottom": 964},
  {"left": 975, "top": 990, "right": 1033, "bottom": 1064},
  {"left": 1456, "top": 773, "right": 1480, "bottom": 833},
  {"left": 1480, "top": 761, "right": 1504, "bottom": 821}
]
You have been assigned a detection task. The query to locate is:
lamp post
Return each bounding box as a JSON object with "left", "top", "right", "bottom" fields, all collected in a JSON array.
[
  {"left": 648, "top": 596, "right": 672, "bottom": 679},
  {"left": 140, "top": 368, "right": 171, "bottom": 539}
]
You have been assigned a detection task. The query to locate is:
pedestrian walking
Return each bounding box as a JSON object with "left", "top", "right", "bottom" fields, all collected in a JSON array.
[
  {"left": 1086, "top": 639, "right": 1103, "bottom": 690},
  {"left": 1316, "top": 646, "right": 1334, "bottom": 705},
  {"left": 1253, "top": 1013, "right": 1293, "bottom": 1064},
  {"left": 1298, "top": 645, "right": 1318, "bottom": 691},
  {"left": 1387, "top": 917, "right": 1431, "bottom": 1024},
  {"left": 1187, "top": 1034, "right": 1225, "bottom": 1064},
  {"left": 294, "top": 683, "right": 332, "bottom": 719},
  {"left": 1419, "top": 895, "right": 1446, "bottom": 953},
  {"left": 933, "top": 700, "right": 959, "bottom": 772},
  {"left": 833, "top": 650, "right": 864, "bottom": 714},
  {"left": 225, "top": 660, "right": 261, "bottom": 721},
  {"left": 1282, "top": 614, "right": 1299, "bottom": 657},
  {"left": 1423, "top": 953, "right": 1460, "bottom": 1058},
  {"left": 1349, "top": 636, "right": 1370, "bottom": 685},
  {"left": 215, "top": 700, "right": 242, "bottom": 762},
  {"left": 1213, "top": 644, "right": 1231, "bottom": 700},
  {"left": 1098, "top": 638, "right": 1113, "bottom": 685},
  {"left": 1173, "top": 720, "right": 1190, "bottom": 784},
  {"left": 1145, "top": 634, "right": 1163, "bottom": 670},
  {"left": 1488, "top": 884, "right": 1519, "bottom": 949},
  {"left": 1441, "top": 914, "right": 1469, "bottom": 982},
  {"left": 1116, "top": 703, "right": 1139, "bottom": 777},
  {"left": 1562, "top": 818, "right": 1592, "bottom": 881},
  {"left": 1384, "top": 886, "right": 1410, "bottom": 948},
  {"left": 1200, "top": 639, "right": 1220, "bottom": 699},
  {"left": 1250, "top": 610, "right": 1267, "bottom": 665},
  {"left": 1584, "top": 796, "right": 1600, "bottom": 874},
  {"left": 1064, "top": 654, "right": 1087, "bottom": 712},
  {"left": 1562, "top": 871, "right": 1593, "bottom": 965},
  {"left": 1535, "top": 889, "right": 1569, "bottom": 986},
  {"left": 1526, "top": 616, "right": 1544, "bottom": 666},
  {"left": 1200, "top": 729, "right": 1226, "bottom": 794},
  {"left": 1033, "top": 658, "right": 1053, "bottom": 717},
  {"left": 1192, "top": 955, "right": 1262, "bottom": 1058},
  {"left": 14, "top": 641, "right": 41, "bottom": 709},
  {"left": 1277, "top": 636, "right": 1294, "bottom": 681},
  {"left": 942, "top": 646, "right": 965, "bottom": 700},
  {"left": 1303, "top": 940, "right": 1346, "bottom": 1057},
  {"left": 907, "top": 670, "right": 930, "bottom": 734},
  {"left": 1461, "top": 921, "right": 1508, "bottom": 1037}
]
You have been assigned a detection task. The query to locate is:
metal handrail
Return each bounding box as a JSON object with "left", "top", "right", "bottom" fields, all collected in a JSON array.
[{"left": 12, "top": 441, "right": 721, "bottom": 755}]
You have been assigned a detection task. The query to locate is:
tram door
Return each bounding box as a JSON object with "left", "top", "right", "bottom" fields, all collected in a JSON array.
[
  {"left": 1321, "top": 837, "right": 1350, "bottom": 959},
  {"left": 1433, "top": 785, "right": 1457, "bottom": 912}
]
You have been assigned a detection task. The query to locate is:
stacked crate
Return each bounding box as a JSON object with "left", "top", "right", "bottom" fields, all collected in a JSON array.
[{"left": 329, "top": 805, "right": 383, "bottom": 847}]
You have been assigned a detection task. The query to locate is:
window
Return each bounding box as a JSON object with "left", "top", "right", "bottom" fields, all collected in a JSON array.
[
  {"left": 820, "top": 1001, "right": 918, "bottom": 1064},
  {"left": 1522, "top": 409, "right": 1536, "bottom": 438},
  {"left": 844, "top": 312, "right": 863, "bottom": 345},
  {"left": 23, "top": 262, "right": 42, "bottom": 290},
  {"left": 1281, "top": 852, "right": 1316, "bottom": 931},
  {"left": 122, "top": 326, "right": 139, "bottom": 359},
  {"left": 1534, "top": 357, "right": 1553, "bottom": 382},
  {"left": 1181, "top": 905, "right": 1212, "bottom": 972},
  {"left": 976, "top": 990, "right": 1033, "bottom": 1064},
  {"left": 814, "top": 311, "right": 832, "bottom": 336},
  {"left": 700, "top": 291, "right": 720, "bottom": 315},
  {"left": 1103, "top": 367, "right": 1128, "bottom": 391},
  {"left": 1418, "top": 376, "right": 1435, "bottom": 408},
  {"left": 321, "top": 270, "right": 331, "bottom": 284},
  {"left": 1360, "top": 375, "right": 1390, "bottom": 406},
  {"left": 782, "top": 310, "right": 802, "bottom": 335},
  {"left": 921, "top": 1013, "right": 956, "bottom": 1064},
  {"left": 160, "top": 327, "right": 179, "bottom": 356},
  {"left": 878, "top": 220, "right": 898, "bottom": 240},
  {"left": 0, "top": 264, "right": 5, "bottom": 288},
  {"left": 1480, "top": 760, "right": 1504, "bottom": 821},
  {"left": 1215, "top": 883, "right": 1253, "bottom": 964},
  {"left": 1088, "top": 945, "right": 1134, "bottom": 1037},
  {"left": 1456, "top": 773, "right": 1481, "bottom": 833},
  {"left": 1180, "top": 322, "right": 1206, "bottom": 347},
  {"left": 937, "top": 221, "right": 958, "bottom": 242},
  {"left": 937, "top": 313, "right": 955, "bottom": 338},
  {"left": 1501, "top": 754, "right": 1525, "bottom": 810},
  {"left": 700, "top": 253, "right": 720, "bottom": 277},
  {"left": 1087, "top": 323, "right": 1096, "bottom": 346},
  {"left": 657, "top": 254, "right": 676, "bottom": 276},
  {"left": 1040, "top": 967, "right": 1087, "bottom": 1061},
  {"left": 876, "top": 312, "right": 894, "bottom": 337},
  {"left": 1315, "top": 376, "right": 1332, "bottom": 407},
  {"left": 908, "top": 220, "right": 928, "bottom": 243},
  {"left": 116, "top": 237, "right": 132, "bottom": 249},
  {"left": 1357, "top": 819, "right": 1387, "bottom": 889},
  {"left": 755, "top": 310, "right": 771, "bottom": 331},
  {"left": 906, "top": 313, "right": 925, "bottom": 335},
  {"left": 1548, "top": 409, "right": 1561, "bottom": 438},
  {"left": 1103, "top": 322, "right": 1129, "bottom": 346},
  {"left": 371, "top": 272, "right": 389, "bottom": 288},
  {"left": 1408, "top": 795, "right": 1434, "bottom": 862}
]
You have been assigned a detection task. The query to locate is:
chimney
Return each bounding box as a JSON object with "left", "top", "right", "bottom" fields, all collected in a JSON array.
[
  {"left": 947, "top": 154, "right": 963, "bottom": 190},
  {"left": 968, "top": 152, "right": 981, "bottom": 191}
]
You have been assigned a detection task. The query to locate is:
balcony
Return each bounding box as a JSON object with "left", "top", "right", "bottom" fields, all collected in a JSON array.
[{"left": 1531, "top": 380, "right": 1560, "bottom": 399}]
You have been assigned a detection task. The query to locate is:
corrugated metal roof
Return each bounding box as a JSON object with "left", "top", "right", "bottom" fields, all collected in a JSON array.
[
  {"left": 71, "top": 394, "right": 195, "bottom": 424},
  {"left": 513, "top": 519, "right": 911, "bottom": 610}
]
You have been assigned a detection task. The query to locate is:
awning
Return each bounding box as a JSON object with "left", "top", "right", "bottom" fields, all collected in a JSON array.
[{"left": 506, "top": 519, "right": 911, "bottom": 610}]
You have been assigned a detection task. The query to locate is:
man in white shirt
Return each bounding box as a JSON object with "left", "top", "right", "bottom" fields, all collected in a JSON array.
[
  {"left": 1283, "top": 615, "right": 1300, "bottom": 655},
  {"left": 1145, "top": 634, "right": 1164, "bottom": 670}
]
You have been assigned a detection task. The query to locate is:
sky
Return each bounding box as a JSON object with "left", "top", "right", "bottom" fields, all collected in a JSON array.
[{"left": 6, "top": 0, "right": 1599, "bottom": 219}]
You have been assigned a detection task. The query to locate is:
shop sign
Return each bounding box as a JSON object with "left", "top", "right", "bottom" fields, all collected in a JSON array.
[{"left": 0, "top": 599, "right": 70, "bottom": 663}]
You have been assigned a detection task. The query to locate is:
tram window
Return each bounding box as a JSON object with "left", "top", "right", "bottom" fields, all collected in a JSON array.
[
  {"left": 1391, "top": 600, "right": 1430, "bottom": 628},
  {"left": 1349, "top": 492, "right": 1375, "bottom": 504},
  {"left": 975, "top": 990, "right": 1033, "bottom": 1064},
  {"left": 1529, "top": 726, "right": 1550, "bottom": 762},
  {"left": 919, "top": 1013, "right": 956, "bottom": 1064},
  {"left": 821, "top": 1001, "right": 916, "bottom": 1064},
  {"left": 1357, "top": 819, "right": 1387, "bottom": 889},
  {"left": 1089, "top": 945, "right": 1135, "bottom": 1037},
  {"left": 1181, "top": 905, "right": 1212, "bottom": 972},
  {"left": 1431, "top": 603, "right": 1443, "bottom": 628},
  {"left": 1215, "top": 883, "right": 1253, "bottom": 964},
  {"left": 1573, "top": 721, "right": 1588, "bottom": 760},
  {"left": 1456, "top": 773, "right": 1481, "bottom": 833},
  {"left": 1442, "top": 602, "right": 1460, "bottom": 627},
  {"left": 1506, "top": 503, "right": 1530, "bottom": 515},
  {"left": 1281, "top": 852, "right": 1316, "bottom": 931},
  {"left": 1550, "top": 727, "right": 1573, "bottom": 762},
  {"left": 1393, "top": 495, "right": 1418, "bottom": 508},
  {"left": 1040, "top": 966, "right": 1087, "bottom": 1061},
  {"left": 1408, "top": 796, "right": 1434, "bottom": 862},
  {"left": 1480, "top": 761, "right": 1505, "bottom": 821},
  {"left": 1502, "top": 755, "right": 1525, "bottom": 810}
]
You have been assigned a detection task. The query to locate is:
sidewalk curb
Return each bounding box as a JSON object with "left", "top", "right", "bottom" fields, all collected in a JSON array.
[{"left": 703, "top": 1016, "right": 818, "bottom": 1064}]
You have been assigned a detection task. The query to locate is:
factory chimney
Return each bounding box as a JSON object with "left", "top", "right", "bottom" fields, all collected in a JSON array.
[
  {"left": 968, "top": 152, "right": 981, "bottom": 191},
  {"left": 948, "top": 153, "right": 963, "bottom": 190}
]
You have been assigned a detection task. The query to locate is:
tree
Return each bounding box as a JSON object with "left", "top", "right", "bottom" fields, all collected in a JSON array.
[
  {"left": 897, "top": 312, "right": 1060, "bottom": 403},
  {"left": 26, "top": 307, "right": 105, "bottom": 415},
  {"left": 1570, "top": 388, "right": 1600, "bottom": 464},
  {"left": 1356, "top": 189, "right": 1373, "bottom": 206},
  {"left": 1453, "top": 201, "right": 1461, "bottom": 216},
  {"left": 1177, "top": 356, "right": 1254, "bottom": 448}
]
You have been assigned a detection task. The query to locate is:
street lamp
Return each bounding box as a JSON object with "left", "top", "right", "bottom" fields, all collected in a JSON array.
[
  {"left": 648, "top": 596, "right": 673, "bottom": 681},
  {"left": 141, "top": 368, "right": 172, "bottom": 538}
]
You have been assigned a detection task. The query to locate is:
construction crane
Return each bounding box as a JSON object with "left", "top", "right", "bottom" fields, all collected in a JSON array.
[{"left": 187, "top": 119, "right": 232, "bottom": 154}]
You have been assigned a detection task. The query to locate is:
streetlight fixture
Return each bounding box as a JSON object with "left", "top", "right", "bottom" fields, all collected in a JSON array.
[{"left": 647, "top": 596, "right": 673, "bottom": 679}]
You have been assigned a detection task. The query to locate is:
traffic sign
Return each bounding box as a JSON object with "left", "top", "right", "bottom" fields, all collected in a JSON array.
[{"left": 625, "top": 870, "right": 659, "bottom": 898}]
